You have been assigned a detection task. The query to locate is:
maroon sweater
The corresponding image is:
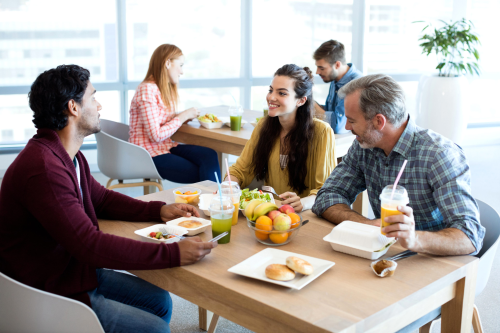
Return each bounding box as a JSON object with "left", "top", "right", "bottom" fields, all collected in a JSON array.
[{"left": 0, "top": 129, "right": 180, "bottom": 307}]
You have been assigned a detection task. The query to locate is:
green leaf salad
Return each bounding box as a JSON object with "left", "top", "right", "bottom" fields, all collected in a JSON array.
[{"left": 239, "top": 188, "right": 272, "bottom": 209}]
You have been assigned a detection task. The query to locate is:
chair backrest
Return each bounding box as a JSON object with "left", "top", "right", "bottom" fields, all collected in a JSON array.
[
  {"left": 96, "top": 119, "right": 162, "bottom": 180},
  {"left": 0, "top": 271, "right": 104, "bottom": 333},
  {"left": 100, "top": 118, "right": 130, "bottom": 142},
  {"left": 475, "top": 199, "right": 500, "bottom": 296}
]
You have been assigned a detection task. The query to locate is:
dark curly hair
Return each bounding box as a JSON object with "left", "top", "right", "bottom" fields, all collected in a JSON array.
[
  {"left": 29, "top": 65, "right": 90, "bottom": 130},
  {"left": 251, "top": 64, "right": 315, "bottom": 195}
]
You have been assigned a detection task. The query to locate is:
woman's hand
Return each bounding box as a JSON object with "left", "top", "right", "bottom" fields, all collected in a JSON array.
[
  {"left": 279, "top": 192, "right": 303, "bottom": 212},
  {"left": 179, "top": 107, "right": 200, "bottom": 123}
]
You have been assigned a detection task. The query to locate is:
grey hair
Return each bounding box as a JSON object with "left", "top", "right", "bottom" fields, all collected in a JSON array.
[{"left": 338, "top": 74, "right": 407, "bottom": 128}]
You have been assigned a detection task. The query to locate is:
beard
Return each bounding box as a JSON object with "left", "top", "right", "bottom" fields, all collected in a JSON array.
[
  {"left": 322, "top": 71, "right": 338, "bottom": 83},
  {"left": 352, "top": 122, "right": 382, "bottom": 149},
  {"left": 78, "top": 112, "right": 101, "bottom": 137}
]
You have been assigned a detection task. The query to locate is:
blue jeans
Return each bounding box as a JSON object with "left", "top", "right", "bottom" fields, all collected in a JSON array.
[
  {"left": 153, "top": 145, "right": 221, "bottom": 183},
  {"left": 88, "top": 269, "right": 172, "bottom": 333}
]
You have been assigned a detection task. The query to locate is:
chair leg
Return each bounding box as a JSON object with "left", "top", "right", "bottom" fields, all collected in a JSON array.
[
  {"left": 143, "top": 178, "right": 150, "bottom": 195},
  {"left": 472, "top": 304, "right": 483, "bottom": 333},
  {"left": 207, "top": 314, "right": 220, "bottom": 333},
  {"left": 106, "top": 178, "right": 114, "bottom": 189},
  {"left": 419, "top": 320, "right": 433, "bottom": 333}
]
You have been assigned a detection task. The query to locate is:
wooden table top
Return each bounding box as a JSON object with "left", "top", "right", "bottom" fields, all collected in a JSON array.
[
  {"left": 99, "top": 181, "right": 477, "bottom": 333},
  {"left": 171, "top": 105, "right": 356, "bottom": 158}
]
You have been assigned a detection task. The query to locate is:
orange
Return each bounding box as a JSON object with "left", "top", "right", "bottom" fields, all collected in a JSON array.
[
  {"left": 255, "top": 216, "right": 273, "bottom": 231},
  {"left": 255, "top": 231, "right": 269, "bottom": 241},
  {"left": 287, "top": 213, "right": 300, "bottom": 225},
  {"left": 287, "top": 213, "right": 300, "bottom": 236},
  {"left": 269, "top": 232, "right": 289, "bottom": 244}
]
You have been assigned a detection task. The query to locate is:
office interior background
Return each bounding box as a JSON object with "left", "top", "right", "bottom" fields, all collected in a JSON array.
[
  {"left": 0, "top": 0, "right": 499, "bottom": 156},
  {"left": 1, "top": 1, "right": 500, "bottom": 332}
]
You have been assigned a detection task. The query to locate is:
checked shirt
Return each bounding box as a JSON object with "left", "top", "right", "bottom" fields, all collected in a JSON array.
[
  {"left": 313, "top": 117, "right": 485, "bottom": 254},
  {"left": 129, "top": 82, "right": 181, "bottom": 157}
]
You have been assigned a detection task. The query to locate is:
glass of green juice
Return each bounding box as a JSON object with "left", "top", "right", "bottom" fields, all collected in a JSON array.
[
  {"left": 228, "top": 105, "right": 243, "bottom": 131},
  {"left": 208, "top": 196, "right": 235, "bottom": 244}
]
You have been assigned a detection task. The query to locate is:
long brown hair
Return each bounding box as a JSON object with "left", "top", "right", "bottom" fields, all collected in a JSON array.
[
  {"left": 143, "top": 44, "right": 182, "bottom": 109},
  {"left": 251, "top": 64, "right": 315, "bottom": 194}
]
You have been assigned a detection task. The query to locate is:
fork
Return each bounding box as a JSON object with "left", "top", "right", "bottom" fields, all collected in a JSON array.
[
  {"left": 159, "top": 226, "right": 185, "bottom": 240},
  {"left": 261, "top": 185, "right": 279, "bottom": 198},
  {"left": 209, "top": 231, "right": 228, "bottom": 243},
  {"left": 384, "top": 250, "right": 417, "bottom": 261}
]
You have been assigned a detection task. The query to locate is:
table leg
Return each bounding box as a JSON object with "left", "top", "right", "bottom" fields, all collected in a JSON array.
[
  {"left": 218, "top": 152, "right": 229, "bottom": 178},
  {"left": 198, "top": 306, "right": 215, "bottom": 331},
  {"left": 441, "top": 259, "right": 478, "bottom": 333},
  {"left": 352, "top": 190, "right": 369, "bottom": 216}
]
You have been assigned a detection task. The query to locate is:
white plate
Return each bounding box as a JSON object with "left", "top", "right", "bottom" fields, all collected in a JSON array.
[
  {"left": 228, "top": 248, "right": 335, "bottom": 290},
  {"left": 218, "top": 116, "right": 248, "bottom": 128},
  {"left": 165, "top": 217, "right": 212, "bottom": 236},
  {"left": 198, "top": 120, "right": 224, "bottom": 129},
  {"left": 134, "top": 224, "right": 188, "bottom": 243}
]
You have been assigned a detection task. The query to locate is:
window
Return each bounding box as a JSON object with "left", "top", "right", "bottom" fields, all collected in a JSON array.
[
  {"left": 0, "top": 0, "right": 118, "bottom": 86},
  {"left": 365, "top": 0, "right": 453, "bottom": 74},
  {"left": 0, "top": 94, "right": 33, "bottom": 144},
  {"left": 252, "top": 0, "right": 353, "bottom": 77},
  {"left": 125, "top": 0, "right": 241, "bottom": 81}
]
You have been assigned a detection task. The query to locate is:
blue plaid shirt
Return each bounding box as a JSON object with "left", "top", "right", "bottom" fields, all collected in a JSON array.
[
  {"left": 313, "top": 117, "right": 484, "bottom": 255},
  {"left": 323, "top": 63, "right": 363, "bottom": 134}
]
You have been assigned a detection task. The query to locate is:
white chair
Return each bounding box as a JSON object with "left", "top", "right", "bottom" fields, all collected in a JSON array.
[
  {"left": 0, "top": 271, "right": 104, "bottom": 333},
  {"left": 96, "top": 119, "right": 163, "bottom": 195},
  {"left": 416, "top": 199, "right": 500, "bottom": 333}
]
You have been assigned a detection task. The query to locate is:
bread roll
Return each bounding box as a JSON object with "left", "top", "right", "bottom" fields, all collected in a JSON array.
[
  {"left": 286, "top": 256, "right": 314, "bottom": 275},
  {"left": 265, "top": 264, "right": 296, "bottom": 281}
]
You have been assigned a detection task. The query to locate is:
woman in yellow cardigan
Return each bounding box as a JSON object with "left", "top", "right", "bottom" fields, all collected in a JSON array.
[{"left": 227, "top": 64, "right": 337, "bottom": 212}]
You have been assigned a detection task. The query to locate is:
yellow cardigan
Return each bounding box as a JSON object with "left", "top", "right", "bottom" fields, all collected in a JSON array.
[{"left": 229, "top": 118, "right": 337, "bottom": 198}]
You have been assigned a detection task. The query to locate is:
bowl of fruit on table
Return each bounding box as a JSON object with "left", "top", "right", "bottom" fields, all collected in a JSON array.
[
  {"left": 197, "top": 113, "right": 224, "bottom": 129},
  {"left": 244, "top": 200, "right": 303, "bottom": 246},
  {"left": 173, "top": 187, "right": 201, "bottom": 205}
]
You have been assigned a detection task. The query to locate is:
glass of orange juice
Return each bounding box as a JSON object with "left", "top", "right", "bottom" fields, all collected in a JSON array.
[
  {"left": 380, "top": 185, "right": 409, "bottom": 235},
  {"left": 221, "top": 187, "right": 241, "bottom": 226}
]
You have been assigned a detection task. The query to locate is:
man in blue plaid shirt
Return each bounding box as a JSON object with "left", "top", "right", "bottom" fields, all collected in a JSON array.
[{"left": 313, "top": 74, "right": 484, "bottom": 256}]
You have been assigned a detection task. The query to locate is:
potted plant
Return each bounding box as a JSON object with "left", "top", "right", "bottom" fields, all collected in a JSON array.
[{"left": 414, "top": 18, "right": 480, "bottom": 144}]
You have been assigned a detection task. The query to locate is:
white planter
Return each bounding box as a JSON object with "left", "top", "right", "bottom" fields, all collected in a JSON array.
[{"left": 415, "top": 75, "right": 470, "bottom": 145}]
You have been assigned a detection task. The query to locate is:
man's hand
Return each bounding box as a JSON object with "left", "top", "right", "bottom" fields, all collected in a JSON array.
[
  {"left": 160, "top": 203, "right": 200, "bottom": 222},
  {"left": 382, "top": 205, "right": 418, "bottom": 250},
  {"left": 177, "top": 237, "right": 217, "bottom": 265},
  {"left": 279, "top": 192, "right": 303, "bottom": 212}
]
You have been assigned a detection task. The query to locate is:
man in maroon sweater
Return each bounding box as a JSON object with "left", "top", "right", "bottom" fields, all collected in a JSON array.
[{"left": 0, "top": 65, "right": 217, "bottom": 333}]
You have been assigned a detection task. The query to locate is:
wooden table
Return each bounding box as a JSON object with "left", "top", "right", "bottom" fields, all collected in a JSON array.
[
  {"left": 99, "top": 181, "right": 478, "bottom": 333},
  {"left": 171, "top": 105, "right": 356, "bottom": 168}
]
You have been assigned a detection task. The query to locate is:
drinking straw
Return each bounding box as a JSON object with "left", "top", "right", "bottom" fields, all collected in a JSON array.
[
  {"left": 390, "top": 160, "right": 408, "bottom": 200},
  {"left": 225, "top": 158, "right": 234, "bottom": 197},
  {"left": 229, "top": 93, "right": 238, "bottom": 107},
  {"left": 214, "top": 172, "right": 223, "bottom": 210}
]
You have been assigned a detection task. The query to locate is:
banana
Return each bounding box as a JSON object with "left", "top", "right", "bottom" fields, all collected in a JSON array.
[
  {"left": 244, "top": 199, "right": 265, "bottom": 220},
  {"left": 252, "top": 202, "right": 279, "bottom": 221}
]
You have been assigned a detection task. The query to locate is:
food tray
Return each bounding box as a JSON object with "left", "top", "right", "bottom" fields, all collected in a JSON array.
[
  {"left": 322, "top": 221, "right": 395, "bottom": 260},
  {"left": 198, "top": 120, "right": 224, "bottom": 129},
  {"left": 134, "top": 224, "right": 187, "bottom": 244},
  {"left": 166, "top": 217, "right": 212, "bottom": 236}
]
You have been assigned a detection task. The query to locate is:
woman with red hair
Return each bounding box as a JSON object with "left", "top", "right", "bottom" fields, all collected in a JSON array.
[{"left": 129, "top": 44, "right": 220, "bottom": 182}]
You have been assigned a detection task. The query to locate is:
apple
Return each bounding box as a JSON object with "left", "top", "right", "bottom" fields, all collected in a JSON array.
[
  {"left": 279, "top": 204, "right": 295, "bottom": 214},
  {"left": 273, "top": 214, "right": 291, "bottom": 231},
  {"left": 267, "top": 210, "right": 281, "bottom": 221}
]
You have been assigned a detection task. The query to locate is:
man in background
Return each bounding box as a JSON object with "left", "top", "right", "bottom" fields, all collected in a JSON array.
[{"left": 313, "top": 39, "right": 363, "bottom": 133}]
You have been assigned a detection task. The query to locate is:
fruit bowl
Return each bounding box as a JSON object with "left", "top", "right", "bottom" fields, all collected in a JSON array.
[
  {"left": 246, "top": 213, "right": 303, "bottom": 246},
  {"left": 173, "top": 187, "right": 201, "bottom": 205}
]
